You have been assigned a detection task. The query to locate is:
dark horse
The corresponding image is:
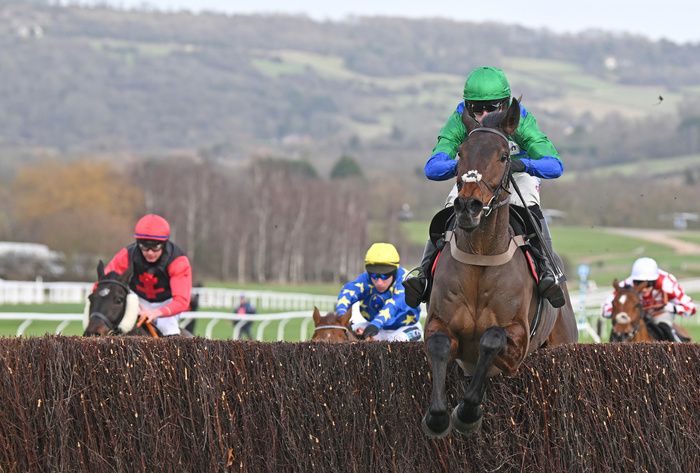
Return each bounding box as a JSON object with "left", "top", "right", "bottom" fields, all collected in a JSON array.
[
  {"left": 422, "top": 98, "right": 578, "bottom": 438},
  {"left": 609, "top": 280, "right": 691, "bottom": 342},
  {"left": 84, "top": 261, "right": 163, "bottom": 337},
  {"left": 310, "top": 307, "right": 358, "bottom": 342}
]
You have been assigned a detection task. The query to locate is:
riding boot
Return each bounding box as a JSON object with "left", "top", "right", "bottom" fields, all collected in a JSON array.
[
  {"left": 404, "top": 239, "right": 438, "bottom": 308},
  {"left": 528, "top": 235, "right": 566, "bottom": 308},
  {"left": 656, "top": 321, "right": 682, "bottom": 342}
]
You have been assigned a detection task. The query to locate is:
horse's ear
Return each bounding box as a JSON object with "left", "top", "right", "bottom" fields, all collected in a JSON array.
[
  {"left": 501, "top": 97, "right": 521, "bottom": 135},
  {"left": 612, "top": 278, "right": 619, "bottom": 290},
  {"left": 97, "top": 260, "right": 105, "bottom": 280},
  {"left": 461, "top": 109, "right": 480, "bottom": 134},
  {"left": 312, "top": 306, "right": 321, "bottom": 326}
]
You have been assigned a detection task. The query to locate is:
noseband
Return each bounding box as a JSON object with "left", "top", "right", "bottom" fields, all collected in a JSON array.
[
  {"left": 611, "top": 298, "right": 645, "bottom": 342},
  {"left": 313, "top": 324, "right": 354, "bottom": 341},
  {"left": 461, "top": 127, "right": 512, "bottom": 217}
]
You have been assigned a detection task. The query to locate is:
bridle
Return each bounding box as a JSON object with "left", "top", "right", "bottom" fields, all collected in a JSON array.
[
  {"left": 458, "top": 127, "right": 513, "bottom": 218},
  {"left": 88, "top": 278, "right": 130, "bottom": 335},
  {"left": 313, "top": 324, "right": 356, "bottom": 341},
  {"left": 611, "top": 292, "right": 646, "bottom": 342}
]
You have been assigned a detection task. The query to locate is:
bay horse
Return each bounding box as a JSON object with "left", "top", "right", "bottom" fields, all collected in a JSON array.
[
  {"left": 422, "top": 98, "right": 578, "bottom": 438},
  {"left": 609, "top": 280, "right": 691, "bottom": 342},
  {"left": 84, "top": 261, "right": 188, "bottom": 337},
  {"left": 609, "top": 281, "right": 654, "bottom": 342},
  {"left": 311, "top": 307, "right": 358, "bottom": 342}
]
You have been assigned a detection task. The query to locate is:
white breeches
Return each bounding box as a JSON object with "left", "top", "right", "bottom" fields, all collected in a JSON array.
[
  {"left": 140, "top": 298, "right": 181, "bottom": 336},
  {"left": 351, "top": 320, "right": 424, "bottom": 342}
]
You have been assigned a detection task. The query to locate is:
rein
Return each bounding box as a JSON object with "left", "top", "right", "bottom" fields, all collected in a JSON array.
[{"left": 90, "top": 279, "right": 159, "bottom": 338}]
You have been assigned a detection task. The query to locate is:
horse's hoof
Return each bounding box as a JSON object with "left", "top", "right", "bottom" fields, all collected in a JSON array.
[
  {"left": 421, "top": 411, "right": 452, "bottom": 439},
  {"left": 451, "top": 405, "right": 482, "bottom": 435}
]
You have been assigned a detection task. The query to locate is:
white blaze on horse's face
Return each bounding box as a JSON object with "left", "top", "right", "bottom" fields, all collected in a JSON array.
[
  {"left": 461, "top": 170, "right": 482, "bottom": 184},
  {"left": 614, "top": 312, "right": 631, "bottom": 325}
]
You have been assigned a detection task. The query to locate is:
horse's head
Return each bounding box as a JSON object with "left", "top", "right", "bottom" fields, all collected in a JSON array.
[
  {"left": 311, "top": 306, "right": 357, "bottom": 343},
  {"left": 453, "top": 98, "right": 521, "bottom": 231},
  {"left": 610, "top": 279, "right": 645, "bottom": 342},
  {"left": 83, "top": 260, "right": 139, "bottom": 336}
]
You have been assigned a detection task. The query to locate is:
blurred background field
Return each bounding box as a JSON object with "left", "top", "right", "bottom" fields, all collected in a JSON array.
[{"left": 3, "top": 216, "right": 700, "bottom": 344}]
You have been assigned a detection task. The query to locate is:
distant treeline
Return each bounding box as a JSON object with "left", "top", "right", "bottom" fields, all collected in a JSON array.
[{"left": 0, "top": 157, "right": 375, "bottom": 282}]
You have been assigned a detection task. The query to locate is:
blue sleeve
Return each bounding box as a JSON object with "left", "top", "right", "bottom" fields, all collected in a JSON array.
[
  {"left": 425, "top": 152, "right": 458, "bottom": 181},
  {"left": 335, "top": 273, "right": 370, "bottom": 315},
  {"left": 518, "top": 155, "right": 563, "bottom": 179},
  {"left": 369, "top": 279, "right": 420, "bottom": 330}
]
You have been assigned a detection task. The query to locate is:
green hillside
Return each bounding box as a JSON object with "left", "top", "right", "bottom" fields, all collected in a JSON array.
[{"left": 2, "top": 1, "right": 700, "bottom": 176}]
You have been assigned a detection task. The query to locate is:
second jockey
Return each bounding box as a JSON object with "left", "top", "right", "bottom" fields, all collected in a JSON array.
[
  {"left": 335, "top": 243, "right": 423, "bottom": 342},
  {"left": 602, "top": 257, "right": 696, "bottom": 341},
  {"left": 102, "top": 213, "right": 192, "bottom": 336}
]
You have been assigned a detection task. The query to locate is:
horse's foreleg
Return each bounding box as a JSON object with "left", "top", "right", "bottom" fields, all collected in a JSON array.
[
  {"left": 421, "top": 332, "right": 454, "bottom": 438},
  {"left": 452, "top": 326, "right": 507, "bottom": 435}
]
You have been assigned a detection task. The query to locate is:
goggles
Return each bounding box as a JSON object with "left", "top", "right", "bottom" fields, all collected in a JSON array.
[
  {"left": 368, "top": 272, "right": 393, "bottom": 281},
  {"left": 466, "top": 100, "right": 504, "bottom": 115},
  {"left": 138, "top": 240, "right": 165, "bottom": 251}
]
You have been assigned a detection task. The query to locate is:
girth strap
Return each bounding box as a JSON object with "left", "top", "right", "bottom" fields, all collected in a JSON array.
[{"left": 444, "top": 231, "right": 526, "bottom": 266}]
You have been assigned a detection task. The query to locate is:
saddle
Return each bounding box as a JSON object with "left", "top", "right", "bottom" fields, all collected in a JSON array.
[
  {"left": 428, "top": 206, "right": 538, "bottom": 282},
  {"left": 426, "top": 205, "right": 545, "bottom": 337}
]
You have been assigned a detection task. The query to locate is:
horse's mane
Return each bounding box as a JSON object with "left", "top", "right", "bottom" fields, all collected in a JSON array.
[
  {"left": 104, "top": 270, "right": 121, "bottom": 281},
  {"left": 615, "top": 283, "right": 639, "bottom": 300}
]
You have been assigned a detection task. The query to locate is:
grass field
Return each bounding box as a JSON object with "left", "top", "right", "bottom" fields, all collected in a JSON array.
[
  {"left": 0, "top": 302, "right": 313, "bottom": 341},
  {"left": 3, "top": 224, "right": 700, "bottom": 341}
]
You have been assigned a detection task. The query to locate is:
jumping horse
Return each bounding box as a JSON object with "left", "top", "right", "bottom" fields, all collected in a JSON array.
[
  {"left": 421, "top": 98, "right": 579, "bottom": 438},
  {"left": 311, "top": 307, "right": 358, "bottom": 342},
  {"left": 609, "top": 280, "right": 691, "bottom": 342},
  {"left": 84, "top": 261, "right": 178, "bottom": 337}
]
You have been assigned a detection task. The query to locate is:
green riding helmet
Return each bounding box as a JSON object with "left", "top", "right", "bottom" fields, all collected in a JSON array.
[{"left": 463, "top": 66, "right": 511, "bottom": 101}]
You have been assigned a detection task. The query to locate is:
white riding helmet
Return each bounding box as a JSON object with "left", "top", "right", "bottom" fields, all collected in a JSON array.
[{"left": 629, "top": 257, "right": 659, "bottom": 281}]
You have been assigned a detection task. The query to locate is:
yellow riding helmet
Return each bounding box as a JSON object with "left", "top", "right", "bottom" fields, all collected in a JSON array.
[{"left": 364, "top": 243, "right": 400, "bottom": 274}]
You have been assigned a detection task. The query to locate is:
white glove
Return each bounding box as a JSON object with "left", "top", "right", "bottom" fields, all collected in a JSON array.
[{"left": 664, "top": 302, "right": 676, "bottom": 314}]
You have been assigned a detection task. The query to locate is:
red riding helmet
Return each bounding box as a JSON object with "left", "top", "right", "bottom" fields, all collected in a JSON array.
[{"left": 133, "top": 214, "right": 170, "bottom": 241}]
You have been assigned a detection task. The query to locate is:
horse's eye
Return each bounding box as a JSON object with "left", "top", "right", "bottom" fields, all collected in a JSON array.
[
  {"left": 115, "top": 297, "right": 124, "bottom": 304},
  {"left": 500, "top": 153, "right": 509, "bottom": 162}
]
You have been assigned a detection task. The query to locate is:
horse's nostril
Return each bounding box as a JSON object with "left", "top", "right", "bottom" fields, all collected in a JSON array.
[
  {"left": 466, "top": 198, "right": 483, "bottom": 214},
  {"left": 455, "top": 197, "right": 483, "bottom": 215}
]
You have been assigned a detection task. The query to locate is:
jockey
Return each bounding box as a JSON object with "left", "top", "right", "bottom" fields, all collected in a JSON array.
[
  {"left": 403, "top": 66, "right": 566, "bottom": 309},
  {"left": 601, "top": 257, "right": 696, "bottom": 341},
  {"left": 335, "top": 243, "right": 422, "bottom": 342},
  {"left": 101, "top": 213, "right": 192, "bottom": 336}
]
